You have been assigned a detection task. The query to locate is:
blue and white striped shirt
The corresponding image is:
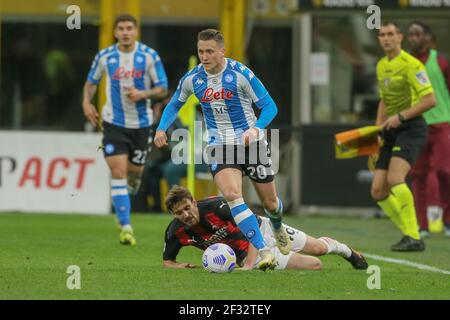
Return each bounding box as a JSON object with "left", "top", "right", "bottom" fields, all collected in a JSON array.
[
  {"left": 87, "top": 42, "right": 168, "bottom": 129},
  {"left": 157, "top": 58, "right": 277, "bottom": 145}
]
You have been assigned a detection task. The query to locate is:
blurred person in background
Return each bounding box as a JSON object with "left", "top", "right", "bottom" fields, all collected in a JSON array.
[
  {"left": 82, "top": 14, "right": 168, "bottom": 245},
  {"left": 407, "top": 21, "right": 450, "bottom": 237},
  {"left": 371, "top": 22, "right": 435, "bottom": 252}
]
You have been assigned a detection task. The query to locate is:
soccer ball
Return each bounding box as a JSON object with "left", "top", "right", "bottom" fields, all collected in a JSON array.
[{"left": 202, "top": 243, "right": 237, "bottom": 273}]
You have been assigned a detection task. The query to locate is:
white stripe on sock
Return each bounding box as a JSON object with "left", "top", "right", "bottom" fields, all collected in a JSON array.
[
  {"left": 233, "top": 209, "right": 254, "bottom": 225},
  {"left": 227, "top": 198, "right": 244, "bottom": 209},
  {"left": 111, "top": 179, "right": 127, "bottom": 187},
  {"left": 112, "top": 189, "right": 128, "bottom": 196}
]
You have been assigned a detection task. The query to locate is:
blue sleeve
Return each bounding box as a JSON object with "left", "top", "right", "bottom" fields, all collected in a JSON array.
[
  {"left": 254, "top": 94, "right": 278, "bottom": 129},
  {"left": 152, "top": 52, "right": 169, "bottom": 89},
  {"left": 87, "top": 53, "right": 102, "bottom": 84},
  {"left": 156, "top": 97, "right": 185, "bottom": 132}
]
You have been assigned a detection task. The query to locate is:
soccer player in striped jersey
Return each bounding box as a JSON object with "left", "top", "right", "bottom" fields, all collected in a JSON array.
[
  {"left": 162, "top": 186, "right": 368, "bottom": 271},
  {"left": 371, "top": 22, "right": 436, "bottom": 251},
  {"left": 154, "top": 29, "right": 290, "bottom": 271},
  {"left": 82, "top": 14, "right": 168, "bottom": 245}
]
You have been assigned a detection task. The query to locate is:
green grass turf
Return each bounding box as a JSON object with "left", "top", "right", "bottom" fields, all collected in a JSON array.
[{"left": 0, "top": 212, "right": 449, "bottom": 300}]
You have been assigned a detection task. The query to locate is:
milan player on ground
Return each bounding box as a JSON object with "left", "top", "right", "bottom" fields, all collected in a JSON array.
[
  {"left": 162, "top": 186, "right": 368, "bottom": 271},
  {"left": 155, "top": 29, "right": 290, "bottom": 271}
]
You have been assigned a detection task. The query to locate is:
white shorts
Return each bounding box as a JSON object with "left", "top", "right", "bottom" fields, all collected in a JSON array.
[{"left": 253, "top": 217, "right": 307, "bottom": 270}]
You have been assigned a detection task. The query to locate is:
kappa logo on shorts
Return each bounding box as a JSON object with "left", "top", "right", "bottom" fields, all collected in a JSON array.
[
  {"left": 392, "top": 146, "right": 401, "bottom": 152},
  {"left": 105, "top": 144, "right": 115, "bottom": 154}
]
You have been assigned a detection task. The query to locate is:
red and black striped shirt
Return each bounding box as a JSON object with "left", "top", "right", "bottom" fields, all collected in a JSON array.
[{"left": 163, "top": 196, "right": 259, "bottom": 265}]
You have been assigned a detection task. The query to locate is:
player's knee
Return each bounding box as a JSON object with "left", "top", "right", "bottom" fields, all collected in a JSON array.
[
  {"left": 371, "top": 185, "right": 388, "bottom": 201},
  {"left": 111, "top": 167, "right": 127, "bottom": 179},
  {"left": 222, "top": 190, "right": 242, "bottom": 202},
  {"left": 263, "top": 197, "right": 278, "bottom": 212},
  {"left": 313, "top": 241, "right": 328, "bottom": 256},
  {"left": 387, "top": 174, "right": 404, "bottom": 189}
]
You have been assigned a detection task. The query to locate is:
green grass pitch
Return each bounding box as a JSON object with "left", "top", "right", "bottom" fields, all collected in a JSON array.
[{"left": 0, "top": 212, "right": 449, "bottom": 300}]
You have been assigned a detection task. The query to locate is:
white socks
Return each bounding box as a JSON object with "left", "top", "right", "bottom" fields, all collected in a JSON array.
[{"left": 318, "top": 237, "right": 352, "bottom": 258}]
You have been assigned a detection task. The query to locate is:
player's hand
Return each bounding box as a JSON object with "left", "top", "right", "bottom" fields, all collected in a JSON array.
[
  {"left": 242, "top": 127, "right": 259, "bottom": 146},
  {"left": 179, "top": 263, "right": 196, "bottom": 269},
  {"left": 236, "top": 265, "right": 253, "bottom": 271},
  {"left": 82, "top": 102, "right": 99, "bottom": 128},
  {"left": 382, "top": 115, "right": 402, "bottom": 130},
  {"left": 154, "top": 130, "right": 168, "bottom": 148},
  {"left": 125, "top": 86, "right": 148, "bottom": 102}
]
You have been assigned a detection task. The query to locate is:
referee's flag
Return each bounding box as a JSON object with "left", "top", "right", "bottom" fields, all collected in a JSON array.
[{"left": 335, "top": 126, "right": 381, "bottom": 159}]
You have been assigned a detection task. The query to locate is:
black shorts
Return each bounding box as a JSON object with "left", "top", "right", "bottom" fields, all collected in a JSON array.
[
  {"left": 205, "top": 140, "right": 275, "bottom": 183},
  {"left": 102, "top": 121, "right": 151, "bottom": 166},
  {"left": 376, "top": 116, "right": 427, "bottom": 170}
]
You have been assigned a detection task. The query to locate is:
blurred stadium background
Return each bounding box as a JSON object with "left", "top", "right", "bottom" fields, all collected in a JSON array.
[{"left": 2, "top": 0, "right": 450, "bottom": 215}]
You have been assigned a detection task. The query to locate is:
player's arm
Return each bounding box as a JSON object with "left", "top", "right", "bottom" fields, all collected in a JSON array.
[
  {"left": 127, "top": 86, "right": 168, "bottom": 103},
  {"left": 82, "top": 53, "right": 105, "bottom": 127},
  {"left": 396, "top": 93, "right": 435, "bottom": 121},
  {"left": 154, "top": 75, "right": 193, "bottom": 148},
  {"left": 163, "top": 260, "right": 196, "bottom": 269},
  {"left": 383, "top": 64, "right": 435, "bottom": 130},
  {"left": 241, "top": 69, "right": 278, "bottom": 144},
  {"left": 127, "top": 51, "right": 169, "bottom": 102},
  {"left": 375, "top": 100, "right": 387, "bottom": 126},
  {"left": 82, "top": 81, "right": 99, "bottom": 127},
  {"left": 383, "top": 93, "right": 435, "bottom": 129},
  {"left": 162, "top": 230, "right": 196, "bottom": 268}
]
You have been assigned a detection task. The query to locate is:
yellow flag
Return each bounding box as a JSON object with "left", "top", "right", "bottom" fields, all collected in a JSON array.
[{"left": 335, "top": 126, "right": 381, "bottom": 159}]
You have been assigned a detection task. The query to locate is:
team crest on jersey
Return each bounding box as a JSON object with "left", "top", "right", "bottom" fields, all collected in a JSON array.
[
  {"left": 415, "top": 71, "right": 429, "bottom": 85},
  {"left": 136, "top": 56, "right": 144, "bottom": 64},
  {"left": 225, "top": 74, "right": 234, "bottom": 83}
]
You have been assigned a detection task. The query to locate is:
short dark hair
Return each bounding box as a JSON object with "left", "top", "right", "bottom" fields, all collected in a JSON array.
[
  {"left": 380, "top": 21, "right": 402, "bottom": 34},
  {"left": 408, "top": 21, "right": 432, "bottom": 35},
  {"left": 198, "top": 29, "right": 225, "bottom": 46},
  {"left": 114, "top": 14, "right": 138, "bottom": 28},
  {"left": 165, "top": 185, "right": 193, "bottom": 213}
]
